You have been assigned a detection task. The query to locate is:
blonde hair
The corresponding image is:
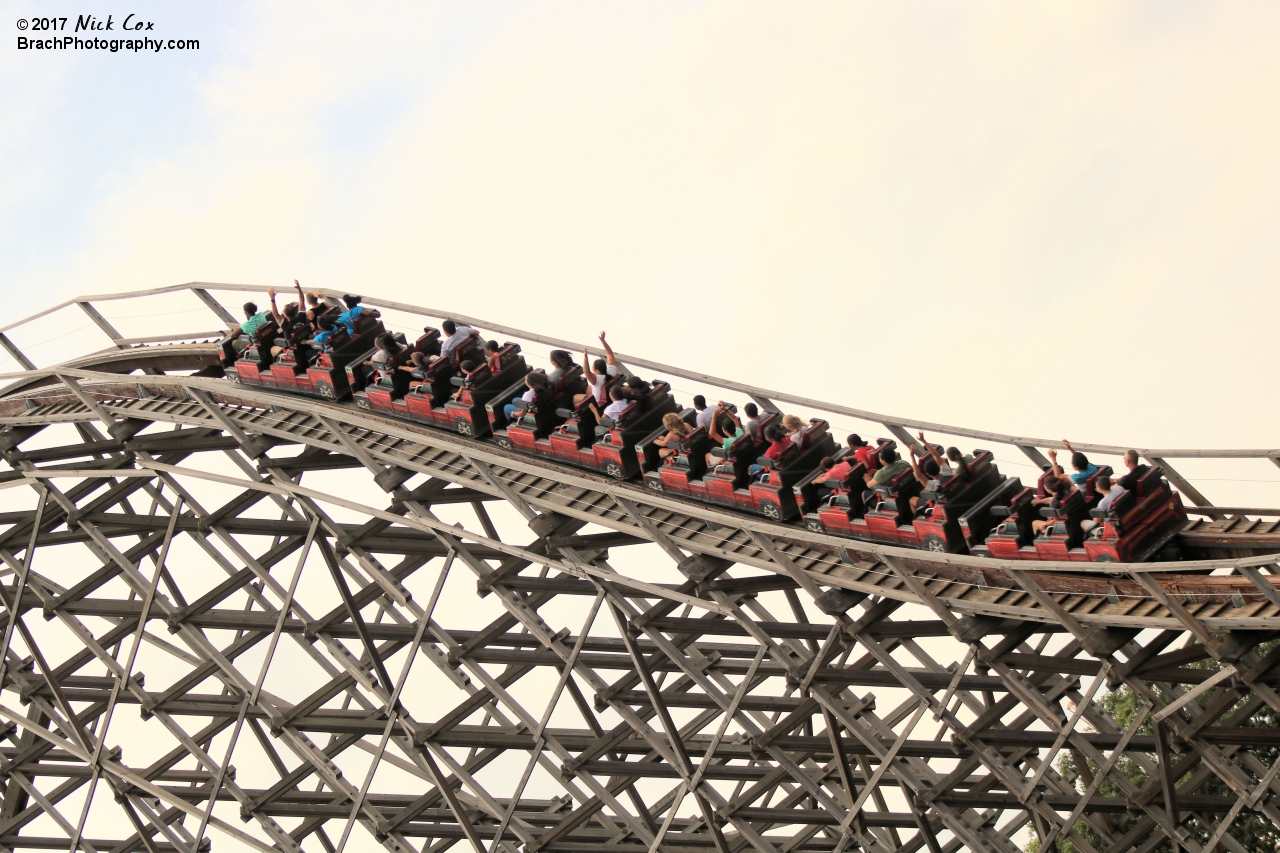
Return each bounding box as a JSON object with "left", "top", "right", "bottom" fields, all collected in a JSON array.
[
  {"left": 782, "top": 414, "right": 803, "bottom": 431},
  {"left": 662, "top": 412, "right": 688, "bottom": 433}
]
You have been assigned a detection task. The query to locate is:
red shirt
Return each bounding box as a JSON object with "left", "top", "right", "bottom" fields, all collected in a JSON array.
[
  {"left": 765, "top": 440, "right": 789, "bottom": 460},
  {"left": 854, "top": 446, "right": 874, "bottom": 465},
  {"left": 826, "top": 460, "right": 854, "bottom": 482}
]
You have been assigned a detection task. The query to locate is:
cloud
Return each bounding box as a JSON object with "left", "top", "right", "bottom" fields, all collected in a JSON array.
[{"left": 5, "top": 0, "right": 1279, "bottom": 498}]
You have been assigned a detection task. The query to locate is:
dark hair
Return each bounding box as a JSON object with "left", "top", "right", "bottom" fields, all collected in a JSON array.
[
  {"left": 693, "top": 395, "right": 707, "bottom": 409},
  {"left": 766, "top": 425, "right": 786, "bottom": 442},
  {"left": 487, "top": 339, "right": 500, "bottom": 352},
  {"left": 609, "top": 385, "right": 626, "bottom": 401},
  {"left": 923, "top": 458, "right": 940, "bottom": 477},
  {"left": 442, "top": 319, "right": 457, "bottom": 334},
  {"left": 549, "top": 350, "right": 572, "bottom": 369},
  {"left": 946, "top": 447, "right": 970, "bottom": 479},
  {"left": 527, "top": 372, "right": 551, "bottom": 391},
  {"left": 849, "top": 434, "right": 866, "bottom": 447},
  {"left": 593, "top": 358, "right": 608, "bottom": 373},
  {"left": 318, "top": 316, "right": 334, "bottom": 331},
  {"left": 879, "top": 447, "right": 898, "bottom": 465},
  {"left": 459, "top": 360, "right": 476, "bottom": 373},
  {"left": 343, "top": 294, "right": 361, "bottom": 309},
  {"left": 376, "top": 333, "right": 401, "bottom": 355},
  {"left": 243, "top": 302, "right": 258, "bottom": 317},
  {"left": 1096, "top": 474, "right": 1112, "bottom": 491},
  {"left": 1045, "top": 477, "right": 1065, "bottom": 496},
  {"left": 1071, "top": 451, "right": 1090, "bottom": 471},
  {"left": 283, "top": 303, "right": 299, "bottom": 319},
  {"left": 718, "top": 415, "right": 736, "bottom": 434},
  {"left": 820, "top": 456, "right": 834, "bottom": 470},
  {"left": 743, "top": 402, "right": 759, "bottom": 418}
]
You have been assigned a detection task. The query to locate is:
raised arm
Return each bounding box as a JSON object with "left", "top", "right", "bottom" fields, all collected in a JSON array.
[
  {"left": 267, "top": 288, "right": 281, "bottom": 323},
  {"left": 1047, "top": 447, "right": 1065, "bottom": 479},
  {"left": 599, "top": 331, "right": 617, "bottom": 366},
  {"left": 908, "top": 446, "right": 929, "bottom": 487},
  {"left": 916, "top": 430, "right": 945, "bottom": 468},
  {"left": 580, "top": 347, "right": 597, "bottom": 384}
]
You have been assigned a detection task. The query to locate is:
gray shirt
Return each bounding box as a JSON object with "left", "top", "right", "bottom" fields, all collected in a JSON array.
[
  {"left": 439, "top": 326, "right": 474, "bottom": 360},
  {"left": 695, "top": 407, "right": 715, "bottom": 431}
]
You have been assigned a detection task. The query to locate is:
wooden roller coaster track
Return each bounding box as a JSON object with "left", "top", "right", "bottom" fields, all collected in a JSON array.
[{"left": 0, "top": 283, "right": 1275, "bottom": 853}]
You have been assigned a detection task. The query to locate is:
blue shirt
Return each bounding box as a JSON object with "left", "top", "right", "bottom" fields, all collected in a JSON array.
[
  {"left": 336, "top": 305, "right": 365, "bottom": 335},
  {"left": 1070, "top": 463, "right": 1099, "bottom": 487},
  {"left": 312, "top": 330, "right": 333, "bottom": 350}
]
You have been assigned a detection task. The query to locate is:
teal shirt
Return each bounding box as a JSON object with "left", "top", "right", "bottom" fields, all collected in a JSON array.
[{"left": 241, "top": 311, "right": 270, "bottom": 336}]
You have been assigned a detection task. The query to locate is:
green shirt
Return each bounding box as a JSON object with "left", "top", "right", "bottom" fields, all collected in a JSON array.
[
  {"left": 872, "top": 459, "right": 911, "bottom": 485},
  {"left": 722, "top": 427, "right": 744, "bottom": 453},
  {"left": 241, "top": 311, "right": 270, "bottom": 336}
]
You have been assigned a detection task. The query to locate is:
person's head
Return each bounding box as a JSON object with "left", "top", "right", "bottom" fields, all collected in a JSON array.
[
  {"left": 718, "top": 415, "right": 736, "bottom": 435},
  {"left": 342, "top": 294, "right": 361, "bottom": 309},
  {"left": 1096, "top": 474, "right": 1112, "bottom": 492},
  {"left": 376, "top": 333, "right": 400, "bottom": 354},
  {"left": 923, "top": 458, "right": 940, "bottom": 478},
  {"left": 743, "top": 402, "right": 759, "bottom": 419},
  {"left": 243, "top": 302, "right": 258, "bottom": 319},
  {"left": 527, "top": 372, "right": 550, "bottom": 391},
  {"left": 487, "top": 339, "right": 500, "bottom": 353},
  {"left": 819, "top": 456, "right": 834, "bottom": 471},
  {"left": 766, "top": 425, "right": 786, "bottom": 443},
  {"left": 593, "top": 358, "right": 608, "bottom": 373},
  {"left": 1124, "top": 449, "right": 1140, "bottom": 469},
  {"left": 442, "top": 319, "right": 457, "bottom": 335},
  {"left": 549, "top": 350, "right": 572, "bottom": 370},
  {"left": 318, "top": 316, "right": 334, "bottom": 331},
  {"left": 283, "top": 303, "right": 299, "bottom": 319},
  {"left": 879, "top": 447, "right": 898, "bottom": 465},
  {"left": 1071, "top": 451, "right": 1090, "bottom": 472},
  {"left": 411, "top": 352, "right": 427, "bottom": 366},
  {"left": 459, "top": 359, "right": 475, "bottom": 373},
  {"left": 305, "top": 292, "right": 321, "bottom": 307},
  {"left": 782, "top": 414, "right": 803, "bottom": 433},
  {"left": 609, "top": 385, "right": 627, "bottom": 402},
  {"left": 693, "top": 395, "right": 707, "bottom": 410},
  {"left": 848, "top": 434, "right": 867, "bottom": 448},
  {"left": 1045, "top": 476, "right": 1064, "bottom": 496},
  {"left": 662, "top": 412, "right": 685, "bottom": 432}
]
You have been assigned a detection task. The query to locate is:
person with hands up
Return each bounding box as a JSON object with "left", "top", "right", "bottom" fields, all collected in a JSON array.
[{"left": 575, "top": 331, "right": 620, "bottom": 407}]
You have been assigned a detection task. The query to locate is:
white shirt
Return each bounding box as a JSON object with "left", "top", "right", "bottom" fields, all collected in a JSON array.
[
  {"left": 591, "top": 364, "right": 620, "bottom": 404},
  {"left": 520, "top": 388, "right": 536, "bottom": 403},
  {"left": 603, "top": 399, "right": 630, "bottom": 420},
  {"left": 439, "top": 326, "right": 474, "bottom": 360},
  {"left": 695, "top": 407, "right": 714, "bottom": 431},
  {"left": 1098, "top": 484, "right": 1125, "bottom": 511},
  {"left": 372, "top": 350, "right": 389, "bottom": 367}
]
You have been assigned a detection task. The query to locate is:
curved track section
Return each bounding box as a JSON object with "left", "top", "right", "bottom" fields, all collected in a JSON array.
[{"left": 0, "top": 288, "right": 1275, "bottom": 853}]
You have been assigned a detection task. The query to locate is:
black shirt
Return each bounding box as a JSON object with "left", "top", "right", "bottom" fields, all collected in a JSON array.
[
  {"left": 280, "top": 315, "right": 307, "bottom": 343},
  {"left": 1116, "top": 464, "right": 1151, "bottom": 492}
]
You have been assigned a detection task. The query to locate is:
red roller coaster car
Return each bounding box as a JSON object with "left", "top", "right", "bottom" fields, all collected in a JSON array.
[
  {"left": 223, "top": 313, "right": 384, "bottom": 401},
  {"left": 975, "top": 466, "right": 1186, "bottom": 562},
  {"left": 643, "top": 417, "right": 836, "bottom": 521},
  {"left": 347, "top": 330, "right": 526, "bottom": 438},
  {"left": 533, "top": 380, "right": 679, "bottom": 479},
  {"left": 486, "top": 366, "right": 588, "bottom": 455}
]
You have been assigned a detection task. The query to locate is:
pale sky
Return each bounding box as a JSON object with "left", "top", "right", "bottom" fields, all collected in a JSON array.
[{"left": 2, "top": 0, "right": 1278, "bottom": 501}]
